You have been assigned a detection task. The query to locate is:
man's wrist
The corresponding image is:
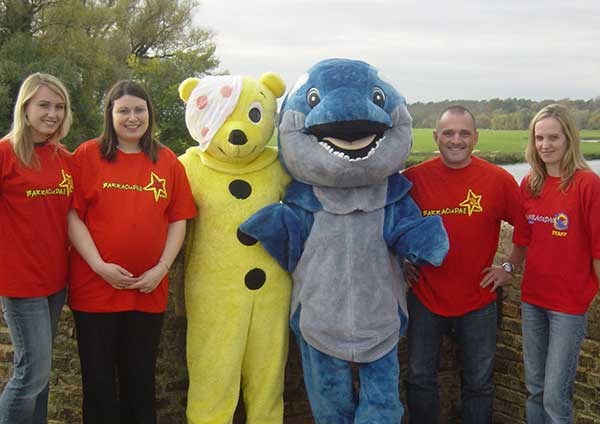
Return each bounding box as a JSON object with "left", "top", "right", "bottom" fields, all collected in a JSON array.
[
  {"left": 501, "top": 261, "right": 515, "bottom": 274},
  {"left": 502, "top": 260, "right": 523, "bottom": 274}
]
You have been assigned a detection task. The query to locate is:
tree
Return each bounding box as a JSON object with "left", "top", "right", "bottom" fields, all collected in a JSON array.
[
  {"left": 571, "top": 109, "right": 590, "bottom": 130},
  {"left": 588, "top": 112, "right": 600, "bottom": 130},
  {"left": 0, "top": 0, "right": 219, "bottom": 151},
  {"left": 476, "top": 114, "right": 491, "bottom": 129},
  {"left": 408, "top": 98, "right": 600, "bottom": 129}
]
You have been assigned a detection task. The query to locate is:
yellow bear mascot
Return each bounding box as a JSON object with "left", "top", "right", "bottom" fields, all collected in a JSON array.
[{"left": 178, "top": 73, "right": 291, "bottom": 424}]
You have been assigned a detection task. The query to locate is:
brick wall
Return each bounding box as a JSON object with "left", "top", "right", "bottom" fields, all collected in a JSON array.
[{"left": 1, "top": 226, "right": 599, "bottom": 423}]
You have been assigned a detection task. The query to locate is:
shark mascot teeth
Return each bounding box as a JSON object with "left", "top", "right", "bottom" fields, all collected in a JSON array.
[{"left": 241, "top": 58, "right": 449, "bottom": 423}]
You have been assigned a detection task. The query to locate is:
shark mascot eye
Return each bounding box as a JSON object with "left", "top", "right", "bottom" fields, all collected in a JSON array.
[
  {"left": 306, "top": 88, "right": 321, "bottom": 108},
  {"left": 372, "top": 87, "right": 385, "bottom": 108}
]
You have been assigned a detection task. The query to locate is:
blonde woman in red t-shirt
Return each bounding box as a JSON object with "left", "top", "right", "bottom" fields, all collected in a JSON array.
[
  {"left": 515, "top": 104, "right": 600, "bottom": 423},
  {"left": 67, "top": 80, "right": 196, "bottom": 423},
  {"left": 0, "top": 73, "right": 73, "bottom": 423}
]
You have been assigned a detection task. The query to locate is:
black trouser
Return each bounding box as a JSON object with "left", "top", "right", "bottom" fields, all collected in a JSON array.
[{"left": 73, "top": 310, "right": 164, "bottom": 424}]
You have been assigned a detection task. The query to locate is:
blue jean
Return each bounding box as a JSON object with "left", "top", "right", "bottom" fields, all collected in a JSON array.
[
  {"left": 0, "top": 289, "right": 66, "bottom": 424},
  {"left": 521, "top": 302, "right": 587, "bottom": 424},
  {"left": 406, "top": 292, "right": 497, "bottom": 424},
  {"left": 291, "top": 310, "right": 404, "bottom": 423}
]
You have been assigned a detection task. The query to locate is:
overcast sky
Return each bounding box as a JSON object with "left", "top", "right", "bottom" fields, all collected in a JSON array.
[{"left": 192, "top": 0, "right": 600, "bottom": 103}]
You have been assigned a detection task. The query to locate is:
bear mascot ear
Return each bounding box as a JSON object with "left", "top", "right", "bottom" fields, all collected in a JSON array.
[
  {"left": 179, "top": 77, "right": 201, "bottom": 103},
  {"left": 260, "top": 72, "right": 286, "bottom": 99}
]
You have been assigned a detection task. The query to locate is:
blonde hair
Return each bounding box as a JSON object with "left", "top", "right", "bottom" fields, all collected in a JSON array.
[
  {"left": 4, "top": 73, "right": 72, "bottom": 168},
  {"left": 525, "top": 104, "right": 590, "bottom": 197}
]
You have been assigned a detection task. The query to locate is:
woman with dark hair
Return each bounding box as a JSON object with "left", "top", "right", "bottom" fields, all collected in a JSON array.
[
  {"left": 68, "top": 80, "right": 196, "bottom": 423},
  {"left": 516, "top": 104, "right": 600, "bottom": 423},
  {"left": 0, "top": 72, "right": 72, "bottom": 424}
]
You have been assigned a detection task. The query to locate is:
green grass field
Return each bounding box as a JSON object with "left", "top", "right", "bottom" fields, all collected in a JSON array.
[
  {"left": 269, "top": 128, "right": 600, "bottom": 165},
  {"left": 409, "top": 129, "right": 600, "bottom": 165}
]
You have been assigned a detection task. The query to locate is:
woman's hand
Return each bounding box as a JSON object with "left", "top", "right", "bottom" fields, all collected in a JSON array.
[
  {"left": 92, "top": 260, "right": 139, "bottom": 290},
  {"left": 128, "top": 262, "right": 169, "bottom": 294},
  {"left": 126, "top": 220, "right": 185, "bottom": 294}
]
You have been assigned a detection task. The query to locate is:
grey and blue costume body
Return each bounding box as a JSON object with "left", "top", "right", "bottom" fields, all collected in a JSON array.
[{"left": 241, "top": 58, "right": 449, "bottom": 423}]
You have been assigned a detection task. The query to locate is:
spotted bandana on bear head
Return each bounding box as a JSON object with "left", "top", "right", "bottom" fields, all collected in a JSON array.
[{"left": 184, "top": 75, "right": 243, "bottom": 151}]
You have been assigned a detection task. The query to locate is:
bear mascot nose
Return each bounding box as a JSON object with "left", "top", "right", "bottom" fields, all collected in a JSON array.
[{"left": 229, "top": 129, "right": 248, "bottom": 145}]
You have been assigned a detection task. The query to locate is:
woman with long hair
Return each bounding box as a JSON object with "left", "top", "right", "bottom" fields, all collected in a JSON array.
[
  {"left": 518, "top": 104, "right": 600, "bottom": 423},
  {"left": 67, "top": 80, "right": 196, "bottom": 423},
  {"left": 0, "top": 73, "right": 73, "bottom": 423}
]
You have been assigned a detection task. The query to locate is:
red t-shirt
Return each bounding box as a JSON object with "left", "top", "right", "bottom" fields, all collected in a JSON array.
[
  {"left": 68, "top": 140, "right": 196, "bottom": 313},
  {"left": 0, "top": 140, "right": 72, "bottom": 297},
  {"left": 403, "top": 156, "right": 527, "bottom": 317},
  {"left": 517, "top": 170, "right": 600, "bottom": 314}
]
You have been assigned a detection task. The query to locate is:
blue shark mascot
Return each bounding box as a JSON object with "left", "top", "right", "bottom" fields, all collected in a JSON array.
[{"left": 240, "top": 58, "right": 449, "bottom": 423}]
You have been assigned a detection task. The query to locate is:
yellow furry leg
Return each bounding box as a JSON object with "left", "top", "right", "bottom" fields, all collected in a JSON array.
[
  {"left": 186, "top": 288, "right": 251, "bottom": 424},
  {"left": 241, "top": 280, "right": 291, "bottom": 424}
]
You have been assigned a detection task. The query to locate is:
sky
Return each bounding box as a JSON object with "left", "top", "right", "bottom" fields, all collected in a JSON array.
[{"left": 192, "top": 0, "right": 600, "bottom": 103}]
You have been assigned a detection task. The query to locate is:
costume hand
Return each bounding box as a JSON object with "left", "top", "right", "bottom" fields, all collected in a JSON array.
[
  {"left": 480, "top": 266, "right": 512, "bottom": 292},
  {"left": 128, "top": 264, "right": 168, "bottom": 294},
  {"left": 403, "top": 260, "right": 420, "bottom": 288},
  {"left": 93, "top": 261, "right": 139, "bottom": 290}
]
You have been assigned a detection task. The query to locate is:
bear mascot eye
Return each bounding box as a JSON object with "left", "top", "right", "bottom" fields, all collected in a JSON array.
[
  {"left": 372, "top": 87, "right": 385, "bottom": 108},
  {"left": 306, "top": 88, "right": 321, "bottom": 108},
  {"left": 248, "top": 102, "right": 263, "bottom": 123}
]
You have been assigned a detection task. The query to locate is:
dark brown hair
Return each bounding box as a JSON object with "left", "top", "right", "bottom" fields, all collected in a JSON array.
[{"left": 99, "top": 80, "right": 161, "bottom": 162}]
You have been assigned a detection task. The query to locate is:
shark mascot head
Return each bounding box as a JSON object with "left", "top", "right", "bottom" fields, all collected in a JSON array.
[{"left": 278, "top": 58, "right": 412, "bottom": 188}]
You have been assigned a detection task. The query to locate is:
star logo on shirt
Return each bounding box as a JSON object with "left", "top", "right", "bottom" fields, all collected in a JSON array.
[
  {"left": 58, "top": 169, "right": 73, "bottom": 195},
  {"left": 459, "top": 189, "right": 483, "bottom": 216},
  {"left": 143, "top": 172, "right": 167, "bottom": 202}
]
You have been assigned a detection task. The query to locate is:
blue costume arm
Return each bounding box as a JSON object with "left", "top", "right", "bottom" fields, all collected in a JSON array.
[
  {"left": 384, "top": 195, "right": 449, "bottom": 266},
  {"left": 239, "top": 203, "right": 313, "bottom": 272}
]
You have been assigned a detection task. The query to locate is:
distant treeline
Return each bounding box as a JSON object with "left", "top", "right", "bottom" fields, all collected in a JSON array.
[{"left": 408, "top": 98, "right": 600, "bottom": 130}]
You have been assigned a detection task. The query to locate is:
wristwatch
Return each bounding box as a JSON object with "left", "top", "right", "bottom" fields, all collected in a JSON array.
[{"left": 501, "top": 262, "right": 515, "bottom": 274}]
